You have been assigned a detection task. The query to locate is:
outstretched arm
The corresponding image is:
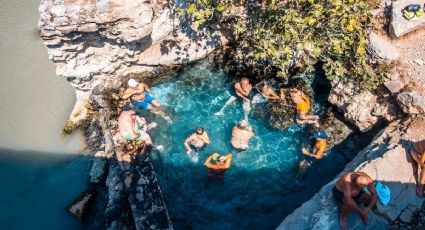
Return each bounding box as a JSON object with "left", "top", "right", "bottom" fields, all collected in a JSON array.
[
  {"left": 142, "top": 83, "right": 152, "bottom": 95},
  {"left": 122, "top": 88, "right": 138, "bottom": 100},
  {"left": 267, "top": 89, "right": 280, "bottom": 100},
  {"left": 184, "top": 134, "right": 194, "bottom": 152},
  {"left": 342, "top": 183, "right": 362, "bottom": 213},
  {"left": 224, "top": 154, "right": 233, "bottom": 169},
  {"left": 365, "top": 182, "right": 378, "bottom": 211}
]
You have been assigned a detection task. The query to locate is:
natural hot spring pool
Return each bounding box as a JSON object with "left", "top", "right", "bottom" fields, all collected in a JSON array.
[{"left": 146, "top": 61, "right": 366, "bottom": 230}]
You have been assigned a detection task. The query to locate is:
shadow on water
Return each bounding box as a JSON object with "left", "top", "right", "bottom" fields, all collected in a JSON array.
[{"left": 0, "top": 148, "right": 91, "bottom": 230}]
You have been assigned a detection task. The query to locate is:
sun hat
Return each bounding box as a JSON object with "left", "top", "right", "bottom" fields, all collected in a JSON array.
[
  {"left": 313, "top": 131, "right": 328, "bottom": 139},
  {"left": 128, "top": 78, "right": 139, "bottom": 87},
  {"left": 375, "top": 181, "right": 391, "bottom": 206}
]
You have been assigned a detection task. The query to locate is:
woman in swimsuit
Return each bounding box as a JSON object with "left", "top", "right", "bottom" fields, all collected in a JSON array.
[{"left": 280, "top": 87, "right": 319, "bottom": 125}]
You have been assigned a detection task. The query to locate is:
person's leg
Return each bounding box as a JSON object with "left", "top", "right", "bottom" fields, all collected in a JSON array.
[
  {"left": 410, "top": 149, "right": 424, "bottom": 197},
  {"left": 357, "top": 192, "right": 371, "bottom": 225},
  {"left": 214, "top": 96, "right": 237, "bottom": 115},
  {"left": 339, "top": 203, "right": 353, "bottom": 230},
  {"left": 151, "top": 100, "right": 162, "bottom": 109}
]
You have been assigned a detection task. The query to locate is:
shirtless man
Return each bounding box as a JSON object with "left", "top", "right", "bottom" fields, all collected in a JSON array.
[
  {"left": 231, "top": 120, "right": 255, "bottom": 150},
  {"left": 184, "top": 127, "right": 210, "bottom": 155},
  {"left": 333, "top": 172, "right": 378, "bottom": 230},
  {"left": 299, "top": 130, "right": 327, "bottom": 169},
  {"left": 118, "top": 104, "right": 163, "bottom": 151},
  {"left": 214, "top": 77, "right": 255, "bottom": 116},
  {"left": 409, "top": 139, "right": 425, "bottom": 197},
  {"left": 122, "top": 78, "right": 172, "bottom": 124},
  {"left": 280, "top": 87, "right": 319, "bottom": 125},
  {"left": 204, "top": 153, "right": 233, "bottom": 180}
]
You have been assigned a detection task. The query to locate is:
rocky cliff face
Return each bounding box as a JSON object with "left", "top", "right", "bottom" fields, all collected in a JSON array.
[{"left": 38, "top": 0, "right": 229, "bottom": 91}]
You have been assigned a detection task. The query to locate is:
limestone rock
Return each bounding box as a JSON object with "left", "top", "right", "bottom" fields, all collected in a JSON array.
[
  {"left": 389, "top": 0, "right": 425, "bottom": 38},
  {"left": 278, "top": 117, "right": 425, "bottom": 229},
  {"left": 68, "top": 188, "right": 96, "bottom": 221},
  {"left": 384, "top": 80, "right": 404, "bottom": 94},
  {"left": 397, "top": 91, "right": 425, "bottom": 114},
  {"left": 367, "top": 32, "right": 400, "bottom": 63},
  {"left": 90, "top": 151, "right": 109, "bottom": 183},
  {"left": 38, "top": 0, "right": 229, "bottom": 91}
]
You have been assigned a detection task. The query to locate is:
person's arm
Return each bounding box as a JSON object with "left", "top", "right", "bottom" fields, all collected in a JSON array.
[
  {"left": 365, "top": 181, "right": 378, "bottom": 212},
  {"left": 280, "top": 88, "right": 287, "bottom": 99},
  {"left": 342, "top": 182, "right": 363, "bottom": 213},
  {"left": 235, "top": 84, "right": 250, "bottom": 100},
  {"left": 122, "top": 88, "right": 139, "bottom": 100},
  {"left": 142, "top": 83, "right": 152, "bottom": 95},
  {"left": 310, "top": 142, "right": 326, "bottom": 159},
  {"left": 202, "top": 132, "right": 211, "bottom": 144},
  {"left": 224, "top": 154, "right": 233, "bottom": 169},
  {"left": 268, "top": 89, "right": 280, "bottom": 100},
  {"left": 204, "top": 154, "right": 219, "bottom": 169},
  {"left": 184, "top": 134, "right": 194, "bottom": 152}
]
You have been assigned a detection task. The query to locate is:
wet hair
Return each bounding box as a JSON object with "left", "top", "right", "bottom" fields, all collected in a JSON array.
[
  {"left": 196, "top": 127, "right": 204, "bottom": 134},
  {"left": 123, "top": 103, "right": 134, "bottom": 112},
  {"left": 240, "top": 77, "right": 249, "bottom": 82}
]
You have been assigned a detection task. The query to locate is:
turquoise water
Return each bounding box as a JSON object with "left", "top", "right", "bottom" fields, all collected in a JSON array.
[
  {"left": 0, "top": 150, "right": 90, "bottom": 230},
  {"left": 148, "top": 62, "right": 354, "bottom": 230}
]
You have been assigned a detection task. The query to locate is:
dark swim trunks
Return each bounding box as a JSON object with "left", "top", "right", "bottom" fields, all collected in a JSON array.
[{"left": 332, "top": 186, "right": 365, "bottom": 204}]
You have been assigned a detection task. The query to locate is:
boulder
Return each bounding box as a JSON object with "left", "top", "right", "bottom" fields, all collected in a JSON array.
[
  {"left": 68, "top": 188, "right": 96, "bottom": 221},
  {"left": 367, "top": 32, "right": 400, "bottom": 63},
  {"left": 278, "top": 117, "right": 425, "bottom": 229},
  {"left": 389, "top": 0, "right": 425, "bottom": 38},
  {"left": 397, "top": 91, "right": 425, "bottom": 114}
]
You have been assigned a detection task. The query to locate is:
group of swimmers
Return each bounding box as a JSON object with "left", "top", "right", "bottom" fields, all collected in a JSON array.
[{"left": 115, "top": 77, "right": 425, "bottom": 230}]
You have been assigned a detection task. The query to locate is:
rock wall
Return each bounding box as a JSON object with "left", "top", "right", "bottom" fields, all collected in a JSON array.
[
  {"left": 38, "top": 0, "right": 229, "bottom": 91},
  {"left": 278, "top": 116, "right": 425, "bottom": 230}
]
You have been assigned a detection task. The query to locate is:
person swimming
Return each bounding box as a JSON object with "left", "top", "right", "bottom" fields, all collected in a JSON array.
[
  {"left": 299, "top": 129, "right": 327, "bottom": 170},
  {"left": 280, "top": 86, "right": 319, "bottom": 125},
  {"left": 204, "top": 153, "right": 233, "bottom": 180},
  {"left": 255, "top": 81, "right": 280, "bottom": 101},
  {"left": 184, "top": 127, "right": 211, "bottom": 155},
  {"left": 230, "top": 119, "right": 255, "bottom": 150},
  {"left": 118, "top": 103, "right": 164, "bottom": 151},
  {"left": 121, "top": 78, "right": 172, "bottom": 124}
]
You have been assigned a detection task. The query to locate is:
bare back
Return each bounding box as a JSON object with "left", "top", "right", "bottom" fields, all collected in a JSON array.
[{"left": 336, "top": 172, "right": 372, "bottom": 197}]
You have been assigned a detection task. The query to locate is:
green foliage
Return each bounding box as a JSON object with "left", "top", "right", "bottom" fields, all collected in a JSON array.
[{"left": 179, "top": 0, "right": 387, "bottom": 91}]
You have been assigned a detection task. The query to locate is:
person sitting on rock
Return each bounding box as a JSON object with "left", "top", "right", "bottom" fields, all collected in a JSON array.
[
  {"left": 122, "top": 78, "right": 172, "bottom": 124},
  {"left": 204, "top": 153, "right": 233, "bottom": 180},
  {"left": 231, "top": 120, "right": 255, "bottom": 151},
  {"left": 118, "top": 104, "right": 163, "bottom": 151},
  {"left": 280, "top": 86, "right": 319, "bottom": 125},
  {"left": 299, "top": 130, "right": 328, "bottom": 169},
  {"left": 333, "top": 172, "right": 378, "bottom": 230},
  {"left": 409, "top": 139, "right": 425, "bottom": 197},
  {"left": 184, "top": 127, "right": 210, "bottom": 155}
]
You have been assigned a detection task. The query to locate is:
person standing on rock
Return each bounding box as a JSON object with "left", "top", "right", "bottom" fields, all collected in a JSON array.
[
  {"left": 118, "top": 104, "right": 164, "bottom": 151},
  {"left": 333, "top": 172, "right": 378, "bottom": 230},
  {"left": 122, "top": 78, "right": 172, "bottom": 124},
  {"left": 409, "top": 139, "right": 425, "bottom": 197}
]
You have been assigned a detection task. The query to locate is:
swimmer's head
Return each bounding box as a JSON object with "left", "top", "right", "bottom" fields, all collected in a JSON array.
[
  {"left": 238, "top": 120, "right": 248, "bottom": 129},
  {"left": 196, "top": 127, "right": 204, "bottom": 135}
]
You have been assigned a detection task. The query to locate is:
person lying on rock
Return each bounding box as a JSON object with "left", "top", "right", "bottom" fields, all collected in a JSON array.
[
  {"left": 204, "top": 153, "right": 233, "bottom": 180},
  {"left": 333, "top": 172, "right": 378, "bottom": 230},
  {"left": 118, "top": 104, "right": 164, "bottom": 151},
  {"left": 280, "top": 86, "right": 319, "bottom": 125},
  {"left": 255, "top": 81, "right": 280, "bottom": 102},
  {"left": 231, "top": 120, "right": 255, "bottom": 151},
  {"left": 409, "top": 139, "right": 425, "bottom": 197},
  {"left": 122, "top": 78, "right": 172, "bottom": 124},
  {"left": 299, "top": 130, "right": 327, "bottom": 169},
  {"left": 184, "top": 127, "right": 210, "bottom": 155}
]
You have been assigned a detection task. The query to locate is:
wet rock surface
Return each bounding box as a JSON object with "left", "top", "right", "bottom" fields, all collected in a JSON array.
[{"left": 278, "top": 116, "right": 425, "bottom": 230}]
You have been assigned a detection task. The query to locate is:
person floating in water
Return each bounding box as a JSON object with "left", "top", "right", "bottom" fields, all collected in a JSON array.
[
  {"left": 231, "top": 120, "right": 255, "bottom": 150},
  {"left": 254, "top": 81, "right": 280, "bottom": 102},
  {"left": 204, "top": 153, "right": 233, "bottom": 180},
  {"left": 333, "top": 172, "right": 377, "bottom": 230},
  {"left": 118, "top": 104, "right": 164, "bottom": 151},
  {"left": 409, "top": 139, "right": 425, "bottom": 197},
  {"left": 214, "top": 77, "right": 254, "bottom": 116},
  {"left": 299, "top": 130, "right": 327, "bottom": 169},
  {"left": 184, "top": 127, "right": 210, "bottom": 155},
  {"left": 122, "top": 78, "right": 172, "bottom": 124},
  {"left": 280, "top": 86, "right": 319, "bottom": 125}
]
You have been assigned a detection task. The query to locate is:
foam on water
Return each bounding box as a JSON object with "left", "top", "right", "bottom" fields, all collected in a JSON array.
[{"left": 147, "top": 62, "right": 348, "bottom": 230}]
